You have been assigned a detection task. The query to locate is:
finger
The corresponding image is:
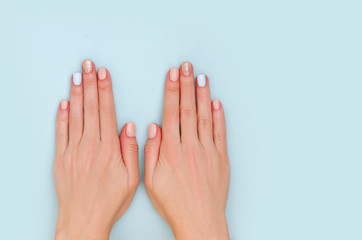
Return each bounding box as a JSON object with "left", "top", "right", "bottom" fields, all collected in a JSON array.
[
  {"left": 55, "top": 100, "right": 69, "bottom": 155},
  {"left": 82, "top": 59, "right": 99, "bottom": 139},
  {"left": 162, "top": 67, "right": 180, "bottom": 142},
  {"left": 120, "top": 122, "right": 140, "bottom": 187},
  {"left": 212, "top": 99, "right": 227, "bottom": 154},
  {"left": 68, "top": 72, "right": 83, "bottom": 144},
  {"left": 144, "top": 123, "right": 161, "bottom": 188},
  {"left": 179, "top": 61, "right": 197, "bottom": 141},
  {"left": 196, "top": 74, "right": 213, "bottom": 146},
  {"left": 97, "top": 67, "right": 119, "bottom": 143}
]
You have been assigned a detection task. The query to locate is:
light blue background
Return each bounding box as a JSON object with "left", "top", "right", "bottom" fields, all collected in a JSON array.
[{"left": 0, "top": 0, "right": 361, "bottom": 239}]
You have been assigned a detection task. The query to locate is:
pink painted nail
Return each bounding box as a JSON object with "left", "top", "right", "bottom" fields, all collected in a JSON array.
[
  {"left": 170, "top": 68, "right": 179, "bottom": 82},
  {"left": 181, "top": 62, "right": 192, "bottom": 76},
  {"left": 98, "top": 67, "right": 107, "bottom": 80},
  {"left": 212, "top": 99, "right": 221, "bottom": 110},
  {"left": 126, "top": 122, "right": 136, "bottom": 137},
  {"left": 60, "top": 100, "right": 68, "bottom": 110},
  {"left": 148, "top": 124, "right": 157, "bottom": 139},
  {"left": 82, "top": 59, "right": 93, "bottom": 73}
]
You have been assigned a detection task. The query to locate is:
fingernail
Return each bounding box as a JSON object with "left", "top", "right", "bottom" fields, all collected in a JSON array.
[
  {"left": 60, "top": 100, "right": 68, "bottom": 110},
  {"left": 148, "top": 124, "right": 157, "bottom": 139},
  {"left": 197, "top": 74, "right": 206, "bottom": 87},
  {"left": 181, "top": 62, "right": 192, "bottom": 76},
  {"left": 82, "top": 59, "right": 93, "bottom": 73},
  {"left": 170, "top": 68, "right": 179, "bottom": 82},
  {"left": 73, "top": 72, "right": 82, "bottom": 85},
  {"left": 212, "top": 99, "right": 221, "bottom": 110},
  {"left": 98, "top": 67, "right": 106, "bottom": 80},
  {"left": 126, "top": 122, "right": 136, "bottom": 137}
]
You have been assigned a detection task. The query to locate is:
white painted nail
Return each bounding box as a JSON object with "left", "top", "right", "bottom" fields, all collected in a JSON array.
[
  {"left": 73, "top": 72, "right": 82, "bottom": 86},
  {"left": 197, "top": 74, "right": 206, "bottom": 87}
]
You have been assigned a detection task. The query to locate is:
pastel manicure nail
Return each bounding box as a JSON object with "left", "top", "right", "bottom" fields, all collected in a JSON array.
[
  {"left": 126, "top": 122, "right": 136, "bottom": 137},
  {"left": 60, "top": 100, "right": 68, "bottom": 110},
  {"left": 98, "top": 67, "right": 106, "bottom": 80},
  {"left": 73, "top": 72, "right": 82, "bottom": 85},
  {"left": 170, "top": 68, "right": 179, "bottom": 82},
  {"left": 148, "top": 124, "right": 157, "bottom": 139},
  {"left": 197, "top": 74, "right": 206, "bottom": 87},
  {"left": 82, "top": 59, "right": 92, "bottom": 73},
  {"left": 212, "top": 99, "right": 221, "bottom": 110},
  {"left": 181, "top": 62, "right": 192, "bottom": 76}
]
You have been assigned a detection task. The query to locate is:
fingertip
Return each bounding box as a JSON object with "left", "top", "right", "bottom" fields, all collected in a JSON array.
[
  {"left": 180, "top": 61, "right": 193, "bottom": 77},
  {"left": 148, "top": 123, "right": 158, "bottom": 139},
  {"left": 126, "top": 122, "right": 136, "bottom": 138},
  {"left": 59, "top": 99, "right": 68, "bottom": 111},
  {"left": 212, "top": 99, "right": 222, "bottom": 111},
  {"left": 196, "top": 73, "right": 207, "bottom": 88},
  {"left": 72, "top": 72, "right": 83, "bottom": 86},
  {"left": 57, "top": 99, "right": 69, "bottom": 121},
  {"left": 82, "top": 59, "right": 95, "bottom": 74},
  {"left": 97, "top": 67, "right": 106, "bottom": 80},
  {"left": 169, "top": 67, "right": 179, "bottom": 82}
]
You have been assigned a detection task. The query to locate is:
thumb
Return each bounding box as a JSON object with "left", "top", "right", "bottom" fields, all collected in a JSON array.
[
  {"left": 120, "top": 122, "right": 140, "bottom": 187},
  {"left": 144, "top": 123, "right": 161, "bottom": 188}
]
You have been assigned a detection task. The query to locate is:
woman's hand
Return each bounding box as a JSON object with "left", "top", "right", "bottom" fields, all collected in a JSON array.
[
  {"left": 144, "top": 62, "right": 230, "bottom": 240},
  {"left": 54, "top": 59, "right": 139, "bottom": 240}
]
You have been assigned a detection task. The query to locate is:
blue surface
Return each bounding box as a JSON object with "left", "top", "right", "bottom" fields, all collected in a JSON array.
[{"left": 0, "top": 0, "right": 361, "bottom": 239}]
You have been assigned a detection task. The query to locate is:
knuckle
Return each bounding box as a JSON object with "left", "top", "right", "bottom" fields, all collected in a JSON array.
[
  {"left": 71, "top": 87, "right": 82, "bottom": 96},
  {"left": 166, "top": 83, "right": 179, "bottom": 93},
  {"left": 197, "top": 90, "right": 209, "bottom": 98},
  {"left": 100, "top": 104, "right": 115, "bottom": 115},
  {"left": 214, "top": 132, "right": 226, "bottom": 142},
  {"left": 144, "top": 143, "right": 158, "bottom": 154},
  {"left": 56, "top": 133, "right": 67, "bottom": 143},
  {"left": 57, "top": 116, "right": 68, "bottom": 123},
  {"left": 181, "top": 79, "right": 194, "bottom": 88},
  {"left": 163, "top": 108, "right": 178, "bottom": 119},
  {"left": 98, "top": 80, "right": 112, "bottom": 91},
  {"left": 198, "top": 116, "right": 211, "bottom": 127},
  {"left": 125, "top": 141, "right": 139, "bottom": 153},
  {"left": 57, "top": 112, "right": 68, "bottom": 123},
  {"left": 83, "top": 76, "right": 96, "bottom": 86},
  {"left": 180, "top": 106, "right": 195, "bottom": 117},
  {"left": 84, "top": 103, "right": 98, "bottom": 114}
]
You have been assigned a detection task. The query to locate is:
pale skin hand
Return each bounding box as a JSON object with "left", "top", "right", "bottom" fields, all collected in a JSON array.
[
  {"left": 145, "top": 62, "right": 230, "bottom": 240},
  {"left": 54, "top": 59, "right": 139, "bottom": 240}
]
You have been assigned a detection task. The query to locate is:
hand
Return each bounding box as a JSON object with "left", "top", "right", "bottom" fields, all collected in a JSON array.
[
  {"left": 54, "top": 59, "right": 139, "bottom": 240},
  {"left": 144, "top": 62, "right": 230, "bottom": 240}
]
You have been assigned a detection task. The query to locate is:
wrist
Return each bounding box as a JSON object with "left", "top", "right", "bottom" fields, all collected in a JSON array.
[
  {"left": 55, "top": 214, "right": 111, "bottom": 240},
  {"left": 171, "top": 215, "right": 229, "bottom": 240}
]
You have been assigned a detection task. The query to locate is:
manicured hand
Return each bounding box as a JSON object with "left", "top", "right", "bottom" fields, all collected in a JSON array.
[
  {"left": 54, "top": 59, "right": 139, "bottom": 240},
  {"left": 144, "top": 62, "right": 230, "bottom": 240}
]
